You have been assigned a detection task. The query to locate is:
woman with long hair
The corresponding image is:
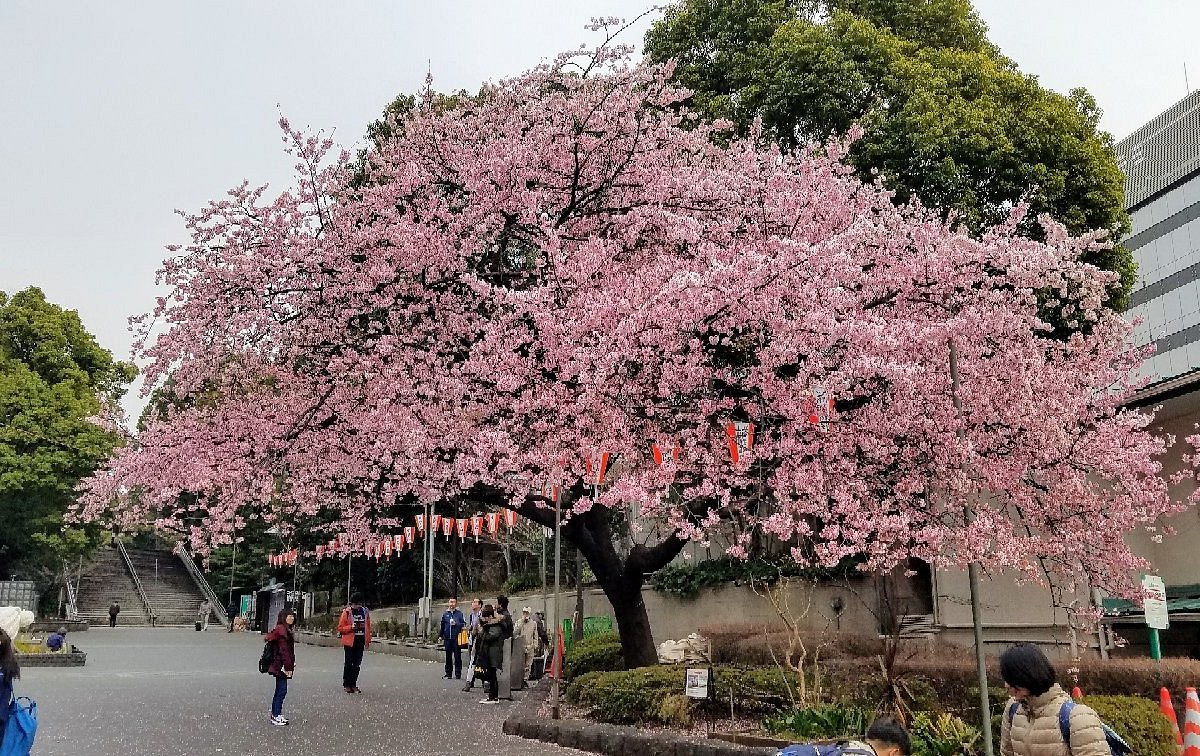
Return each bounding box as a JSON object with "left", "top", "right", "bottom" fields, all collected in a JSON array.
[
  {"left": 0, "top": 628, "right": 21, "bottom": 737},
  {"left": 264, "top": 608, "right": 296, "bottom": 726}
]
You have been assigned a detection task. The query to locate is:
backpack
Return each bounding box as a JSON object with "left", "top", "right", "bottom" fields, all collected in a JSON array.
[
  {"left": 258, "top": 637, "right": 277, "bottom": 674},
  {"left": 0, "top": 697, "right": 38, "bottom": 756},
  {"left": 776, "top": 741, "right": 875, "bottom": 756},
  {"left": 1005, "top": 700, "right": 1131, "bottom": 756}
]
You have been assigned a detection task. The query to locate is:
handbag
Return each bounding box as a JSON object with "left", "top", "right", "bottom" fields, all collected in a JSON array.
[
  {"left": 457, "top": 628, "right": 470, "bottom": 648},
  {"left": 0, "top": 696, "right": 37, "bottom": 756}
]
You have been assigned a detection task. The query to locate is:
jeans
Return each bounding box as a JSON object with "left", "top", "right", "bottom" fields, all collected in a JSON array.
[
  {"left": 481, "top": 666, "right": 498, "bottom": 700},
  {"left": 109, "top": 615, "right": 116, "bottom": 628},
  {"left": 343, "top": 637, "right": 365, "bottom": 688},
  {"left": 444, "top": 644, "right": 462, "bottom": 678},
  {"left": 271, "top": 676, "right": 288, "bottom": 717}
]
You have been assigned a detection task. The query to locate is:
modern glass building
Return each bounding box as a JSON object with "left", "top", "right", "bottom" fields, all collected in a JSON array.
[{"left": 1116, "top": 88, "right": 1200, "bottom": 383}]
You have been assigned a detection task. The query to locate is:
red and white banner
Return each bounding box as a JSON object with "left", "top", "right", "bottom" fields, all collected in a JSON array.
[
  {"left": 504, "top": 508, "right": 518, "bottom": 531},
  {"left": 584, "top": 452, "right": 610, "bottom": 487},
  {"left": 726, "top": 421, "right": 755, "bottom": 465},
  {"left": 384, "top": 538, "right": 393, "bottom": 559},
  {"left": 805, "top": 385, "right": 834, "bottom": 431},
  {"left": 392, "top": 534, "right": 404, "bottom": 552},
  {"left": 404, "top": 526, "right": 415, "bottom": 546},
  {"left": 470, "top": 515, "right": 484, "bottom": 542},
  {"left": 315, "top": 544, "right": 325, "bottom": 560},
  {"left": 487, "top": 512, "right": 501, "bottom": 535},
  {"left": 415, "top": 514, "right": 426, "bottom": 533},
  {"left": 455, "top": 518, "right": 468, "bottom": 540},
  {"left": 441, "top": 516, "right": 454, "bottom": 539},
  {"left": 651, "top": 442, "right": 681, "bottom": 465},
  {"left": 431, "top": 514, "right": 443, "bottom": 533}
]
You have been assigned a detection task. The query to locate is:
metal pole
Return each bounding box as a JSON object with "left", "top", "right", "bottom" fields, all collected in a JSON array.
[
  {"left": 425, "top": 503, "right": 436, "bottom": 639},
  {"left": 1149, "top": 627, "right": 1163, "bottom": 660},
  {"left": 541, "top": 525, "right": 548, "bottom": 626},
  {"left": 950, "top": 340, "right": 994, "bottom": 756},
  {"left": 228, "top": 541, "right": 237, "bottom": 604},
  {"left": 346, "top": 555, "right": 352, "bottom": 605},
  {"left": 551, "top": 487, "right": 563, "bottom": 719}
]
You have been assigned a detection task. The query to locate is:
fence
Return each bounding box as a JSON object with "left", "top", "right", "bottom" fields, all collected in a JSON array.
[{"left": 0, "top": 581, "right": 38, "bottom": 612}]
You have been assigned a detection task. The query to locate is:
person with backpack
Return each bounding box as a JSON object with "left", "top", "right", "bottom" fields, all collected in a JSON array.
[
  {"left": 778, "top": 716, "right": 910, "bottom": 756},
  {"left": 1, "top": 628, "right": 36, "bottom": 754},
  {"left": 999, "top": 643, "right": 1112, "bottom": 756},
  {"left": 337, "top": 594, "right": 371, "bottom": 693},
  {"left": 107, "top": 600, "right": 120, "bottom": 628},
  {"left": 474, "top": 604, "right": 506, "bottom": 704},
  {"left": 263, "top": 609, "right": 296, "bottom": 727}
]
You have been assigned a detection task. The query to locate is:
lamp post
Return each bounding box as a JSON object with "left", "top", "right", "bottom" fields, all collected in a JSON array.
[{"left": 551, "top": 484, "right": 563, "bottom": 719}]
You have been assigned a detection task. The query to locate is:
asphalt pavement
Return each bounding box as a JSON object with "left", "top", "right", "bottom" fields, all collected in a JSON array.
[{"left": 17, "top": 626, "right": 575, "bottom": 756}]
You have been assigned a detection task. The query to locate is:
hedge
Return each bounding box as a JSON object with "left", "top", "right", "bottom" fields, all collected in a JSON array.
[
  {"left": 567, "top": 664, "right": 802, "bottom": 724},
  {"left": 563, "top": 631, "right": 624, "bottom": 679},
  {"left": 1086, "top": 695, "right": 1176, "bottom": 756}
]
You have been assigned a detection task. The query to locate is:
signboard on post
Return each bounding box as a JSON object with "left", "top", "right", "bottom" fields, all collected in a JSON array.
[
  {"left": 1143, "top": 574, "right": 1169, "bottom": 630},
  {"left": 685, "top": 667, "right": 711, "bottom": 699}
]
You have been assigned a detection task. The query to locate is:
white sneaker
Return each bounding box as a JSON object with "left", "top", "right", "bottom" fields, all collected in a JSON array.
[
  {"left": 479, "top": 698, "right": 498, "bottom": 705},
  {"left": 270, "top": 715, "right": 288, "bottom": 726}
]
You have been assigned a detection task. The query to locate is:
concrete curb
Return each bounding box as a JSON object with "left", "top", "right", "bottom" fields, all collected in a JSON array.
[
  {"left": 18, "top": 648, "right": 87, "bottom": 667},
  {"left": 501, "top": 684, "right": 779, "bottom": 756}
]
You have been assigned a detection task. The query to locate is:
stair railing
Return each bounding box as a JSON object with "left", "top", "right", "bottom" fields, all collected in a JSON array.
[
  {"left": 175, "top": 544, "right": 229, "bottom": 627},
  {"left": 63, "top": 562, "right": 79, "bottom": 621},
  {"left": 115, "top": 539, "right": 155, "bottom": 624}
]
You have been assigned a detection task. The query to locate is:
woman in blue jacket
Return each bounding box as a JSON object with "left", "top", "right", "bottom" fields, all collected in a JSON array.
[{"left": 0, "top": 628, "right": 21, "bottom": 737}]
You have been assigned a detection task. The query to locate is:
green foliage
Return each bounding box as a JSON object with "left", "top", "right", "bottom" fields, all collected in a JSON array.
[
  {"left": 645, "top": 0, "right": 1133, "bottom": 309},
  {"left": 1086, "top": 695, "right": 1177, "bottom": 756},
  {"left": 502, "top": 571, "right": 542, "bottom": 595},
  {"left": 909, "top": 712, "right": 980, "bottom": 756},
  {"left": 301, "top": 614, "right": 338, "bottom": 633},
  {"left": 567, "top": 664, "right": 802, "bottom": 724},
  {"left": 650, "top": 556, "right": 859, "bottom": 599},
  {"left": 763, "top": 703, "right": 870, "bottom": 740},
  {"left": 0, "top": 287, "right": 135, "bottom": 583},
  {"left": 563, "top": 631, "right": 624, "bottom": 679}
]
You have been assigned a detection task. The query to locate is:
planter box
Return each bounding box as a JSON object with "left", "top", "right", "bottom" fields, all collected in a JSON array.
[{"left": 18, "top": 646, "right": 86, "bottom": 667}]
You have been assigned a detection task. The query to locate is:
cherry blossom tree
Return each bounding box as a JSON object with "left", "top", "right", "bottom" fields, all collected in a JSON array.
[{"left": 79, "top": 34, "right": 1186, "bottom": 667}]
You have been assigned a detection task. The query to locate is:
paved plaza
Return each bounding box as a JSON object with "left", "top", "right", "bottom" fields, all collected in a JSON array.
[{"left": 19, "top": 627, "right": 576, "bottom": 756}]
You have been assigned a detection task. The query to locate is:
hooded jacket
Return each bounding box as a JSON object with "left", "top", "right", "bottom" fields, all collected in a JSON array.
[{"left": 1000, "top": 683, "right": 1109, "bottom": 756}]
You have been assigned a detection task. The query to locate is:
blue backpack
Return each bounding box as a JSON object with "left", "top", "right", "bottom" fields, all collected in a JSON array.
[
  {"left": 0, "top": 696, "right": 38, "bottom": 756},
  {"left": 777, "top": 742, "right": 875, "bottom": 756},
  {"left": 1006, "top": 700, "right": 1130, "bottom": 756}
]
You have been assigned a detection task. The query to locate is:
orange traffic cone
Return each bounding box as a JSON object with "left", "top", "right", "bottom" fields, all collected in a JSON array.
[
  {"left": 547, "top": 630, "right": 566, "bottom": 679},
  {"left": 1162, "top": 687, "right": 1183, "bottom": 747},
  {"left": 1071, "top": 686, "right": 1083, "bottom": 700},
  {"left": 1183, "top": 687, "right": 1200, "bottom": 755}
]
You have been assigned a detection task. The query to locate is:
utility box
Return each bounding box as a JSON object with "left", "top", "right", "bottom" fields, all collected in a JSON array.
[{"left": 0, "top": 581, "right": 38, "bottom": 613}]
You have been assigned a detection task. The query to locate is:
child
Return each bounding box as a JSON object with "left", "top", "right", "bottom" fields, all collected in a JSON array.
[
  {"left": 778, "top": 716, "right": 910, "bottom": 756},
  {"left": 46, "top": 627, "right": 68, "bottom": 652}
]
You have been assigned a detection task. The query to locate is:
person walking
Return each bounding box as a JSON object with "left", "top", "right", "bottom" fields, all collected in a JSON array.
[
  {"left": 264, "top": 608, "right": 296, "bottom": 726},
  {"left": 515, "top": 607, "right": 539, "bottom": 684},
  {"left": 107, "top": 600, "right": 120, "bottom": 628},
  {"left": 475, "top": 604, "right": 506, "bottom": 704},
  {"left": 197, "top": 600, "right": 211, "bottom": 631},
  {"left": 337, "top": 594, "right": 371, "bottom": 693},
  {"left": 439, "top": 598, "right": 466, "bottom": 680},
  {"left": 999, "top": 643, "right": 1109, "bottom": 756},
  {"left": 462, "top": 598, "right": 483, "bottom": 691},
  {"left": 226, "top": 599, "right": 239, "bottom": 633}
]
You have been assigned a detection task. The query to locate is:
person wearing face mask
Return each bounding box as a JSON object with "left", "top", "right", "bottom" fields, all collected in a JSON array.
[
  {"left": 999, "top": 643, "right": 1111, "bottom": 756},
  {"left": 264, "top": 608, "right": 297, "bottom": 726}
]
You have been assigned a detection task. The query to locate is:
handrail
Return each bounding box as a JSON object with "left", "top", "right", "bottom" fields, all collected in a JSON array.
[
  {"left": 63, "top": 563, "right": 79, "bottom": 621},
  {"left": 175, "top": 544, "right": 229, "bottom": 627},
  {"left": 114, "top": 539, "right": 155, "bottom": 624}
]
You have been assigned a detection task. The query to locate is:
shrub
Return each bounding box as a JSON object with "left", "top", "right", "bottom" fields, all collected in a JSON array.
[
  {"left": 567, "top": 664, "right": 804, "bottom": 724},
  {"left": 763, "top": 704, "right": 870, "bottom": 740},
  {"left": 1086, "top": 695, "right": 1176, "bottom": 756},
  {"left": 909, "top": 712, "right": 980, "bottom": 756},
  {"left": 563, "top": 631, "right": 624, "bottom": 679},
  {"left": 301, "top": 614, "right": 338, "bottom": 633},
  {"left": 651, "top": 557, "right": 860, "bottom": 600},
  {"left": 502, "top": 572, "right": 542, "bottom": 595}
]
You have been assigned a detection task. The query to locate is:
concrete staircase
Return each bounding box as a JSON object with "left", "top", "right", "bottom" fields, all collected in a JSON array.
[
  {"left": 125, "top": 548, "right": 211, "bottom": 626},
  {"left": 75, "top": 545, "right": 212, "bottom": 627},
  {"left": 76, "top": 546, "right": 150, "bottom": 626}
]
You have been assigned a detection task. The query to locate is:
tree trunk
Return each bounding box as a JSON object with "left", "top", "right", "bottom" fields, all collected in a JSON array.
[{"left": 502, "top": 491, "right": 690, "bottom": 669}]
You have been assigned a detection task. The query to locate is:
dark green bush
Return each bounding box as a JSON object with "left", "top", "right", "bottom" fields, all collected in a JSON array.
[
  {"left": 567, "top": 664, "right": 803, "bottom": 724},
  {"left": 1086, "top": 695, "right": 1176, "bottom": 756},
  {"left": 651, "top": 557, "right": 860, "bottom": 599},
  {"left": 502, "top": 572, "right": 542, "bottom": 594},
  {"left": 563, "top": 631, "right": 624, "bottom": 679},
  {"left": 300, "top": 614, "right": 337, "bottom": 633}
]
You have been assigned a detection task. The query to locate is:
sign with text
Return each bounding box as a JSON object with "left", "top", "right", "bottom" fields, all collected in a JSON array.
[
  {"left": 685, "top": 667, "right": 711, "bottom": 699},
  {"left": 1142, "top": 574, "right": 1169, "bottom": 630}
]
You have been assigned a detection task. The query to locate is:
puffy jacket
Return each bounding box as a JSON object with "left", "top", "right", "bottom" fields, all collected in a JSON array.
[
  {"left": 337, "top": 605, "right": 372, "bottom": 648},
  {"left": 477, "top": 616, "right": 506, "bottom": 670},
  {"left": 1000, "top": 684, "right": 1109, "bottom": 756},
  {"left": 264, "top": 623, "right": 295, "bottom": 679}
]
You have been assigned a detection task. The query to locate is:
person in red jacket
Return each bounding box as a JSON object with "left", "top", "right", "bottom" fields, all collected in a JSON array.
[
  {"left": 337, "top": 593, "right": 372, "bottom": 693},
  {"left": 265, "top": 608, "right": 296, "bottom": 726}
]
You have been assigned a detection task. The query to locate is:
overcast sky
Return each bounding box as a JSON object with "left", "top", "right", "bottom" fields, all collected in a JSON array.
[{"left": 3, "top": 1, "right": 1198, "bottom": 423}]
